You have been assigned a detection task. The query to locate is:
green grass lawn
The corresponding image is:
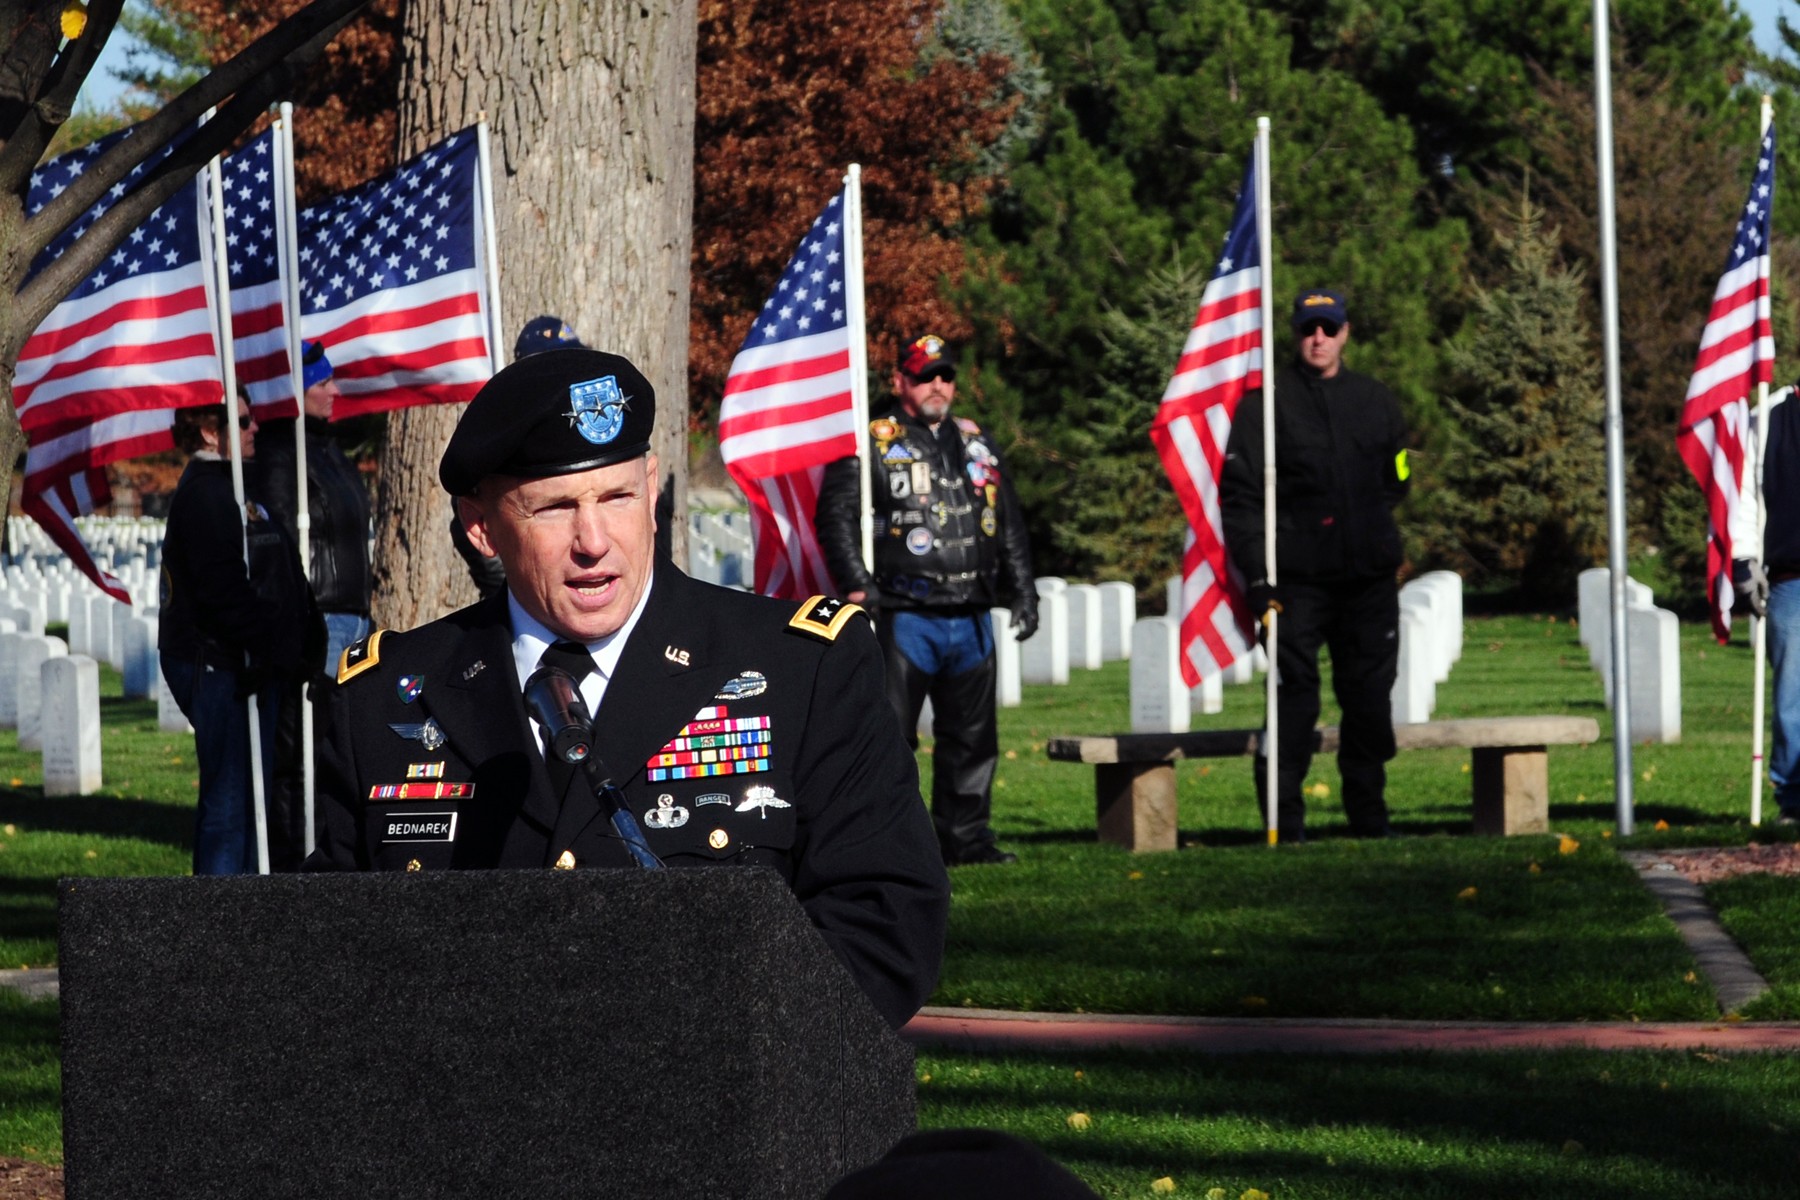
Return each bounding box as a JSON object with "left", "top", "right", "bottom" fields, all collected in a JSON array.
[
  {"left": 2, "top": 611, "right": 1797, "bottom": 1171},
  {"left": 916, "top": 1047, "right": 1800, "bottom": 1198}
]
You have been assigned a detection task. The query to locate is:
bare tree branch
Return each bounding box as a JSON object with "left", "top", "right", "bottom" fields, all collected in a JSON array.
[
  {"left": 20, "top": 0, "right": 367, "bottom": 264},
  {"left": 0, "top": 0, "right": 128, "bottom": 194},
  {"left": 13, "top": 10, "right": 362, "bottom": 336}
]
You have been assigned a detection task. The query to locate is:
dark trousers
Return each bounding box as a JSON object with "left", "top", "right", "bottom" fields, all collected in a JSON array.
[
  {"left": 1259, "top": 576, "right": 1399, "bottom": 835},
  {"left": 877, "top": 610, "right": 1000, "bottom": 861}
]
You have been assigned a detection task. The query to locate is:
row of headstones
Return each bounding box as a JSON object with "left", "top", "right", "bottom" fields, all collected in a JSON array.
[
  {"left": 687, "top": 510, "right": 753, "bottom": 590},
  {"left": 4, "top": 514, "right": 166, "bottom": 573},
  {"left": 1575, "top": 567, "right": 1681, "bottom": 743},
  {"left": 0, "top": 624, "right": 104, "bottom": 795},
  {"left": 1129, "top": 571, "right": 1466, "bottom": 734}
]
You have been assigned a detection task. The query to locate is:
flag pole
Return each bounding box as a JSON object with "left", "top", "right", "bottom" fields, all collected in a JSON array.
[
  {"left": 207, "top": 144, "right": 272, "bottom": 876},
  {"left": 476, "top": 115, "right": 507, "bottom": 371},
  {"left": 1594, "top": 0, "right": 1634, "bottom": 834},
  {"left": 1254, "top": 116, "right": 1279, "bottom": 846},
  {"left": 844, "top": 164, "right": 874, "bottom": 576},
  {"left": 1751, "top": 95, "right": 1775, "bottom": 827},
  {"left": 275, "top": 102, "right": 318, "bottom": 857}
]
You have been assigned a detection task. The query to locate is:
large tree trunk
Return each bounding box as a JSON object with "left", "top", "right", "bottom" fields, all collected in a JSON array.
[{"left": 372, "top": 0, "right": 695, "bottom": 631}]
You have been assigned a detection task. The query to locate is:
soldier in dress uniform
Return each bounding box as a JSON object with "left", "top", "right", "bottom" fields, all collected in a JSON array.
[{"left": 306, "top": 348, "right": 950, "bottom": 1029}]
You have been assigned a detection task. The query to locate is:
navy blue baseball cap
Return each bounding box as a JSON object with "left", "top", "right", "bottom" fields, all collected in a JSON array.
[
  {"left": 1291, "top": 289, "right": 1348, "bottom": 329},
  {"left": 439, "top": 349, "right": 655, "bottom": 495},
  {"left": 513, "top": 315, "right": 586, "bottom": 359}
]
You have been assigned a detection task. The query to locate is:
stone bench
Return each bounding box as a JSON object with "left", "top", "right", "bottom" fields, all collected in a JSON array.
[{"left": 1045, "top": 716, "right": 1602, "bottom": 851}]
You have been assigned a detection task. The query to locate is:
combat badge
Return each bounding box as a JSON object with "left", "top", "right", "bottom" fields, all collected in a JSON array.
[
  {"left": 396, "top": 674, "right": 424, "bottom": 703},
  {"left": 336, "top": 630, "right": 387, "bottom": 684},
  {"left": 737, "top": 785, "right": 792, "bottom": 819},
  {"left": 694, "top": 793, "right": 731, "bottom": 807},
  {"left": 644, "top": 794, "right": 690, "bottom": 830},
  {"left": 389, "top": 718, "right": 447, "bottom": 752},
  {"left": 788, "top": 595, "right": 864, "bottom": 642},
  {"left": 714, "top": 671, "right": 767, "bottom": 700}
]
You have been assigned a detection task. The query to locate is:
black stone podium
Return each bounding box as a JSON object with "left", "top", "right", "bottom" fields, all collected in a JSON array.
[{"left": 58, "top": 869, "right": 915, "bottom": 1198}]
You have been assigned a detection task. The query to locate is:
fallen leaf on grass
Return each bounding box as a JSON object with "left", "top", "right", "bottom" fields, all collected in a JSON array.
[
  {"left": 1461, "top": 762, "right": 1470, "bottom": 773},
  {"left": 2, "top": 824, "right": 13, "bottom": 835},
  {"left": 1602, "top": 830, "right": 1613, "bottom": 839},
  {"left": 1151, "top": 1179, "right": 1175, "bottom": 1194},
  {"left": 1528, "top": 862, "right": 1542, "bottom": 874},
  {"left": 1456, "top": 886, "right": 1477, "bottom": 901},
  {"left": 1074, "top": 1070, "right": 1084, "bottom": 1080},
  {"left": 6, "top": 780, "right": 17, "bottom": 788},
  {"left": 1128, "top": 871, "right": 1144, "bottom": 881},
  {"left": 84, "top": 849, "right": 97, "bottom": 859},
  {"left": 1654, "top": 819, "right": 1670, "bottom": 831},
  {"left": 1067, "top": 1112, "right": 1091, "bottom": 1130},
  {"left": 1558, "top": 834, "right": 1580, "bottom": 855},
  {"left": 1005, "top": 750, "right": 1017, "bottom": 760},
  {"left": 1206, "top": 1190, "right": 1228, "bottom": 1200},
  {"left": 1241, "top": 1190, "right": 1271, "bottom": 1200},
  {"left": 918, "top": 1073, "right": 931, "bottom": 1084},
  {"left": 1308, "top": 782, "right": 1330, "bottom": 799}
]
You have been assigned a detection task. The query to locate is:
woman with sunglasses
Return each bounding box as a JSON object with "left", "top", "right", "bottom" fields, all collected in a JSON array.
[{"left": 158, "top": 395, "right": 321, "bottom": 874}]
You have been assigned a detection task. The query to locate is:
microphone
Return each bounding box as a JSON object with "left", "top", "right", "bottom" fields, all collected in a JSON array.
[
  {"left": 523, "top": 665, "right": 593, "bottom": 766},
  {"left": 522, "top": 664, "right": 663, "bottom": 870}
]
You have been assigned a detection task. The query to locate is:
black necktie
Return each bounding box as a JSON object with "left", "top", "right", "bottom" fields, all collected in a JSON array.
[{"left": 536, "top": 640, "right": 595, "bottom": 803}]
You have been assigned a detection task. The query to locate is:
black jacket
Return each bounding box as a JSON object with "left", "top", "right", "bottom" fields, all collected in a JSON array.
[
  {"left": 1763, "top": 389, "right": 1799, "bottom": 576},
  {"left": 815, "top": 406, "right": 1034, "bottom": 613},
  {"left": 158, "top": 457, "right": 318, "bottom": 678},
  {"left": 1221, "top": 363, "right": 1410, "bottom": 585},
  {"left": 251, "top": 416, "right": 372, "bottom": 615},
  {"left": 306, "top": 564, "right": 951, "bottom": 1029}
]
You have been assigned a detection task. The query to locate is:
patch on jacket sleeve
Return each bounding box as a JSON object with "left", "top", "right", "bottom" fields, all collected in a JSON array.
[
  {"left": 787, "top": 596, "right": 865, "bottom": 642},
  {"left": 337, "top": 630, "right": 388, "bottom": 684}
]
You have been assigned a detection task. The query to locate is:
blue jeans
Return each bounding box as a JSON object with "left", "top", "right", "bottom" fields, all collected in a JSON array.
[
  {"left": 1769, "top": 579, "right": 1800, "bottom": 814},
  {"left": 322, "top": 611, "right": 372, "bottom": 678},
  {"left": 162, "top": 654, "right": 282, "bottom": 875},
  {"left": 887, "top": 609, "right": 994, "bottom": 679}
]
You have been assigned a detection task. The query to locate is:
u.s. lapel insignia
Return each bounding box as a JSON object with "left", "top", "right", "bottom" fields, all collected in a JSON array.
[
  {"left": 664, "top": 645, "right": 691, "bottom": 667},
  {"left": 554, "top": 850, "right": 576, "bottom": 870},
  {"left": 714, "top": 670, "right": 767, "bottom": 701},
  {"left": 396, "top": 674, "right": 424, "bottom": 703},
  {"left": 389, "top": 718, "right": 448, "bottom": 752},
  {"left": 461, "top": 660, "right": 486, "bottom": 682},
  {"left": 736, "top": 785, "right": 792, "bottom": 820},
  {"left": 643, "top": 793, "right": 690, "bottom": 830}
]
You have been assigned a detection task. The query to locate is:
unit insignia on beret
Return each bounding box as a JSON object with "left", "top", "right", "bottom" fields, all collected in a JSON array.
[
  {"left": 564, "top": 375, "right": 629, "bottom": 446},
  {"left": 787, "top": 596, "right": 864, "bottom": 642},
  {"left": 337, "top": 630, "right": 387, "bottom": 684}
]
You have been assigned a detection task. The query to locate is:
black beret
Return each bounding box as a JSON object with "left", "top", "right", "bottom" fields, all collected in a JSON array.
[
  {"left": 439, "top": 348, "right": 656, "bottom": 495},
  {"left": 823, "top": 1129, "right": 1101, "bottom": 1200}
]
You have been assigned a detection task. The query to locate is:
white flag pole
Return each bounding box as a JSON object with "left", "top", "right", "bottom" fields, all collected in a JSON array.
[
  {"left": 1254, "top": 116, "right": 1279, "bottom": 846},
  {"left": 844, "top": 164, "right": 874, "bottom": 577},
  {"left": 476, "top": 115, "right": 507, "bottom": 372},
  {"left": 207, "top": 144, "right": 271, "bottom": 876},
  {"left": 1751, "top": 93, "right": 1775, "bottom": 828},
  {"left": 1594, "top": 0, "right": 1634, "bottom": 834},
  {"left": 275, "top": 103, "right": 318, "bottom": 857}
]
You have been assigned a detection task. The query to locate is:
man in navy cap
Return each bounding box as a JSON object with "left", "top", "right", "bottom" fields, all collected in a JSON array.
[
  {"left": 1220, "top": 290, "right": 1411, "bottom": 842},
  {"left": 307, "top": 348, "right": 950, "bottom": 1029}
]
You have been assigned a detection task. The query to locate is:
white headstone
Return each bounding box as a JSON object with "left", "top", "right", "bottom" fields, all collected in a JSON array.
[
  {"left": 1191, "top": 669, "right": 1223, "bottom": 716},
  {"left": 991, "top": 608, "right": 1023, "bottom": 708},
  {"left": 156, "top": 657, "right": 192, "bottom": 733},
  {"left": 1418, "top": 570, "right": 1464, "bottom": 663},
  {"left": 85, "top": 594, "right": 113, "bottom": 665},
  {"left": 1021, "top": 591, "right": 1070, "bottom": 685},
  {"left": 0, "top": 631, "right": 20, "bottom": 728},
  {"left": 110, "top": 602, "right": 133, "bottom": 671},
  {"left": 1165, "top": 574, "right": 1181, "bottom": 620},
  {"left": 1034, "top": 576, "right": 1067, "bottom": 597},
  {"left": 1131, "top": 617, "right": 1191, "bottom": 733},
  {"left": 1097, "top": 582, "right": 1136, "bottom": 661},
  {"left": 1626, "top": 605, "right": 1681, "bottom": 743},
  {"left": 41, "top": 654, "right": 102, "bottom": 797},
  {"left": 123, "top": 615, "right": 158, "bottom": 699},
  {"left": 1064, "top": 584, "right": 1102, "bottom": 671},
  {"left": 9, "top": 603, "right": 42, "bottom": 639},
  {"left": 1390, "top": 603, "right": 1434, "bottom": 725},
  {"left": 1398, "top": 581, "right": 1449, "bottom": 685},
  {"left": 1223, "top": 646, "right": 1255, "bottom": 685},
  {"left": 16, "top": 635, "right": 69, "bottom": 752},
  {"left": 917, "top": 695, "right": 933, "bottom": 740},
  {"left": 1586, "top": 570, "right": 1656, "bottom": 700},
  {"left": 67, "top": 595, "right": 91, "bottom": 656}
]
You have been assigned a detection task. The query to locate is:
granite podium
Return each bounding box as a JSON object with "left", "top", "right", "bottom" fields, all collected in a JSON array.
[{"left": 59, "top": 869, "right": 915, "bottom": 1198}]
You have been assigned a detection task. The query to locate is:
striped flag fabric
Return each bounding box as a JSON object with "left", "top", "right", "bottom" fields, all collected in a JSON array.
[
  {"left": 296, "top": 127, "right": 493, "bottom": 420},
  {"left": 717, "top": 184, "right": 859, "bottom": 599},
  {"left": 1148, "top": 154, "right": 1260, "bottom": 687},
  {"left": 1678, "top": 124, "right": 1776, "bottom": 644},
  {"left": 15, "top": 124, "right": 224, "bottom": 603},
  {"left": 220, "top": 127, "right": 298, "bottom": 422}
]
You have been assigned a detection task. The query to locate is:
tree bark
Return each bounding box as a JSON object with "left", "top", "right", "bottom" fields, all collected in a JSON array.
[{"left": 373, "top": 0, "right": 695, "bottom": 631}]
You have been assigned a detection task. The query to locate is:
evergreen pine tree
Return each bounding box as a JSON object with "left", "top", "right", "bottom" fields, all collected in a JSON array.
[{"left": 1428, "top": 191, "right": 1606, "bottom": 603}]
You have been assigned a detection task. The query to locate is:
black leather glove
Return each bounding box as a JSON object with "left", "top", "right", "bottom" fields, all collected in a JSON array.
[
  {"left": 1244, "top": 581, "right": 1282, "bottom": 618},
  {"left": 1734, "top": 558, "right": 1771, "bottom": 618},
  {"left": 1009, "top": 599, "right": 1039, "bottom": 642},
  {"left": 235, "top": 663, "right": 272, "bottom": 702}
]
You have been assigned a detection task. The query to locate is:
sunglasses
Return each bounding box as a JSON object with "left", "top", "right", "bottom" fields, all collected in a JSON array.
[
  {"left": 1298, "top": 320, "right": 1342, "bottom": 339},
  {"left": 907, "top": 368, "right": 955, "bottom": 385},
  {"left": 236, "top": 415, "right": 254, "bottom": 430}
]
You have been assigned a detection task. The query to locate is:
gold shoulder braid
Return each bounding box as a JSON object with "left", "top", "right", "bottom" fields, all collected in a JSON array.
[
  {"left": 336, "top": 630, "right": 388, "bottom": 684},
  {"left": 787, "top": 596, "right": 864, "bottom": 642}
]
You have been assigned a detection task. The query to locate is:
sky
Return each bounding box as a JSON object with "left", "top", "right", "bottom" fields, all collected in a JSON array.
[{"left": 69, "top": 1, "right": 1799, "bottom": 115}]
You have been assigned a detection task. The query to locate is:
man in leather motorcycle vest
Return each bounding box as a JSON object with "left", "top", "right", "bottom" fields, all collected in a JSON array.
[{"left": 817, "top": 335, "right": 1037, "bottom": 866}]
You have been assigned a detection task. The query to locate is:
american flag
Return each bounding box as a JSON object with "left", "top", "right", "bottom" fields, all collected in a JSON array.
[
  {"left": 296, "top": 127, "right": 494, "bottom": 420},
  {"left": 15, "top": 124, "right": 224, "bottom": 603},
  {"left": 220, "top": 127, "right": 298, "bottom": 422},
  {"left": 717, "top": 184, "right": 860, "bottom": 599},
  {"left": 1149, "top": 154, "right": 1260, "bottom": 687},
  {"left": 1678, "top": 124, "right": 1776, "bottom": 644}
]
